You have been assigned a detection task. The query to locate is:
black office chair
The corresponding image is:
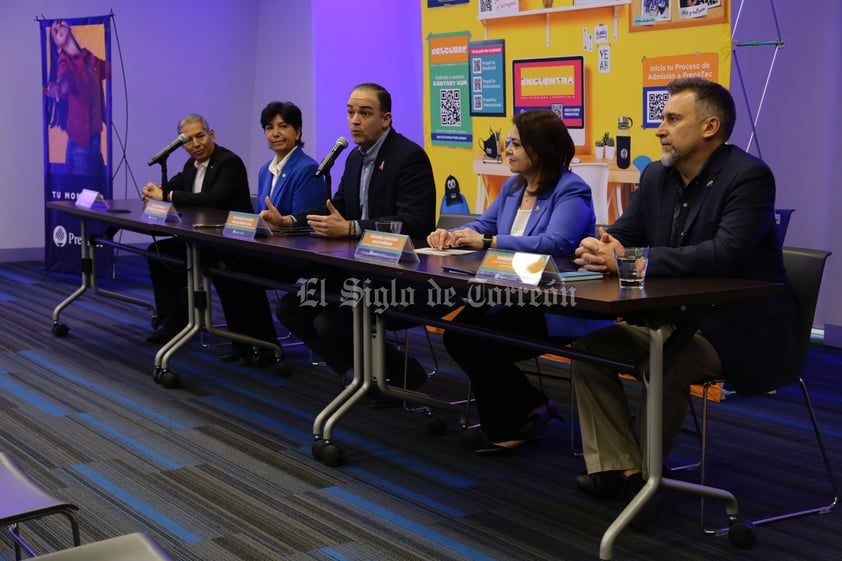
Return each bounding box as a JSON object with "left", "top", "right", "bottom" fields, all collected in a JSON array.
[
  {"left": 690, "top": 248, "right": 838, "bottom": 544},
  {"left": 774, "top": 208, "right": 795, "bottom": 246},
  {"left": 435, "top": 213, "right": 480, "bottom": 231},
  {"left": 0, "top": 452, "right": 81, "bottom": 559}
]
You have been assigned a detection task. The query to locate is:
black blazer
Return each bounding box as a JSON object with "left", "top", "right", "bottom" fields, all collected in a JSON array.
[
  {"left": 299, "top": 129, "right": 436, "bottom": 239},
  {"left": 165, "top": 144, "right": 253, "bottom": 213},
  {"left": 608, "top": 144, "right": 800, "bottom": 395}
]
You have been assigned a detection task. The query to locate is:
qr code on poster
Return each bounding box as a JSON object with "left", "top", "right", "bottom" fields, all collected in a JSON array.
[
  {"left": 643, "top": 87, "right": 670, "bottom": 128},
  {"left": 440, "top": 89, "right": 461, "bottom": 127},
  {"left": 479, "top": 0, "right": 493, "bottom": 14}
]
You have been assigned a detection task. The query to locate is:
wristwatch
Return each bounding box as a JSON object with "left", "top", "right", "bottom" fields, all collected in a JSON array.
[{"left": 482, "top": 232, "right": 493, "bottom": 250}]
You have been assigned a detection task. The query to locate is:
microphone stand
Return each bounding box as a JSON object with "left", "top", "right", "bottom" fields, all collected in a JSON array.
[
  {"left": 157, "top": 159, "right": 169, "bottom": 194},
  {"left": 322, "top": 173, "right": 332, "bottom": 201}
]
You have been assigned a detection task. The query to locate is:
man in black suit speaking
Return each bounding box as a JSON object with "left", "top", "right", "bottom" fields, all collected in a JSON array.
[
  {"left": 142, "top": 114, "right": 278, "bottom": 366},
  {"left": 268, "top": 83, "right": 436, "bottom": 393},
  {"left": 142, "top": 114, "right": 255, "bottom": 344}
]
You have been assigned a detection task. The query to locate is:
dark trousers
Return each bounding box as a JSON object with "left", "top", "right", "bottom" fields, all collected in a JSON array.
[
  {"left": 147, "top": 238, "right": 189, "bottom": 332},
  {"left": 443, "top": 305, "right": 550, "bottom": 442},
  {"left": 146, "top": 238, "right": 276, "bottom": 347},
  {"left": 210, "top": 255, "right": 279, "bottom": 352},
  {"left": 277, "top": 289, "right": 417, "bottom": 383}
]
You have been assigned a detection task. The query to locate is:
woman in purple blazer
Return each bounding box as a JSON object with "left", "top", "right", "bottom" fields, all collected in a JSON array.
[{"left": 427, "top": 109, "right": 611, "bottom": 455}]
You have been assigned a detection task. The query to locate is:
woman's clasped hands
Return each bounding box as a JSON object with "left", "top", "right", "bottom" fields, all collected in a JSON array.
[{"left": 427, "top": 227, "right": 483, "bottom": 250}]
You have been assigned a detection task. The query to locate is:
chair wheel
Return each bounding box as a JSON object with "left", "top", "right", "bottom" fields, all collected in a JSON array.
[
  {"left": 159, "top": 370, "right": 180, "bottom": 389},
  {"left": 321, "top": 444, "right": 343, "bottom": 467},
  {"left": 53, "top": 323, "right": 69, "bottom": 337},
  {"left": 728, "top": 519, "right": 757, "bottom": 549},
  {"left": 427, "top": 416, "right": 447, "bottom": 435}
]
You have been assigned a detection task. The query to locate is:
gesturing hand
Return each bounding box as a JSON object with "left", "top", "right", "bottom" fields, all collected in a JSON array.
[
  {"left": 260, "top": 197, "right": 289, "bottom": 228},
  {"left": 307, "top": 199, "right": 348, "bottom": 238}
]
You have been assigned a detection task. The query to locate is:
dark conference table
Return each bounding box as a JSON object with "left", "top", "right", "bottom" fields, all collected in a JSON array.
[
  {"left": 47, "top": 199, "right": 782, "bottom": 560},
  {"left": 48, "top": 199, "right": 365, "bottom": 386}
]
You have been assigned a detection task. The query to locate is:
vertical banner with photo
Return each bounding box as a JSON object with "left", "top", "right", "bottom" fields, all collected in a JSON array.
[
  {"left": 469, "top": 39, "right": 506, "bottom": 117},
  {"left": 40, "top": 15, "right": 113, "bottom": 274},
  {"left": 428, "top": 31, "right": 473, "bottom": 147}
]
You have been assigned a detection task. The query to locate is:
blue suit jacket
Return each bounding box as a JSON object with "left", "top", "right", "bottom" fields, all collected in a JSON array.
[
  {"left": 462, "top": 170, "right": 611, "bottom": 338},
  {"left": 608, "top": 144, "right": 800, "bottom": 395},
  {"left": 463, "top": 170, "right": 596, "bottom": 257},
  {"left": 255, "top": 147, "right": 326, "bottom": 215}
]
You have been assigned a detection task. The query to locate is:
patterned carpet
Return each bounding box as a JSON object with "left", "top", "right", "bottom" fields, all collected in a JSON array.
[{"left": 0, "top": 255, "right": 839, "bottom": 561}]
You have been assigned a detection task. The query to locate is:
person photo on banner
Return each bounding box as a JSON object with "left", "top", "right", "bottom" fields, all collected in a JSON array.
[{"left": 43, "top": 19, "right": 109, "bottom": 178}]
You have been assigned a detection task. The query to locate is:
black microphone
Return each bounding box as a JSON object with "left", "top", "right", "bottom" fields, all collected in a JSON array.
[
  {"left": 147, "top": 133, "right": 190, "bottom": 166},
  {"left": 314, "top": 136, "right": 349, "bottom": 177}
]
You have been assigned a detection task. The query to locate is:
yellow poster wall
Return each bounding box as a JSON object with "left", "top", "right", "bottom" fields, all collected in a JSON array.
[{"left": 422, "top": 0, "right": 731, "bottom": 218}]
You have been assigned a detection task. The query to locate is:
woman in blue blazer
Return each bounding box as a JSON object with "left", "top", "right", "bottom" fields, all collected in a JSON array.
[
  {"left": 427, "top": 109, "right": 611, "bottom": 454},
  {"left": 255, "top": 101, "right": 326, "bottom": 216},
  {"left": 213, "top": 102, "right": 326, "bottom": 365}
]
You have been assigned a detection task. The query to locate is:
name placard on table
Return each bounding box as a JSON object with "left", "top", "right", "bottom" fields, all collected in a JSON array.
[
  {"left": 476, "top": 249, "right": 559, "bottom": 287},
  {"left": 75, "top": 188, "right": 109, "bottom": 210},
  {"left": 223, "top": 211, "right": 273, "bottom": 239},
  {"left": 142, "top": 200, "right": 180, "bottom": 224},
  {"left": 354, "top": 230, "right": 419, "bottom": 264}
]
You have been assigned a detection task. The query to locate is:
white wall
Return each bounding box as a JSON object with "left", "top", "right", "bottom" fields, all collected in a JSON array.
[
  {"left": 311, "top": 0, "right": 425, "bottom": 192},
  {"left": 247, "top": 1, "right": 316, "bottom": 185},
  {"left": 728, "top": 1, "right": 842, "bottom": 342}
]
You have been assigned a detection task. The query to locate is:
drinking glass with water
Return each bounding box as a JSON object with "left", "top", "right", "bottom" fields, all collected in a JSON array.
[{"left": 613, "top": 247, "right": 649, "bottom": 288}]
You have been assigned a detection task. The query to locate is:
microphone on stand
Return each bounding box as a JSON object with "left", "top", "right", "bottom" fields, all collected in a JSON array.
[
  {"left": 147, "top": 133, "right": 190, "bottom": 166},
  {"left": 314, "top": 137, "right": 349, "bottom": 177}
]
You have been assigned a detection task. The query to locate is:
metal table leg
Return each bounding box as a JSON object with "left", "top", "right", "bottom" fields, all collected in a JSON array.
[
  {"left": 201, "top": 270, "right": 284, "bottom": 366},
  {"left": 598, "top": 326, "right": 742, "bottom": 560},
  {"left": 153, "top": 242, "right": 202, "bottom": 388},
  {"left": 51, "top": 220, "right": 93, "bottom": 335},
  {"left": 52, "top": 220, "right": 156, "bottom": 335},
  {"left": 311, "top": 301, "right": 373, "bottom": 466}
]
